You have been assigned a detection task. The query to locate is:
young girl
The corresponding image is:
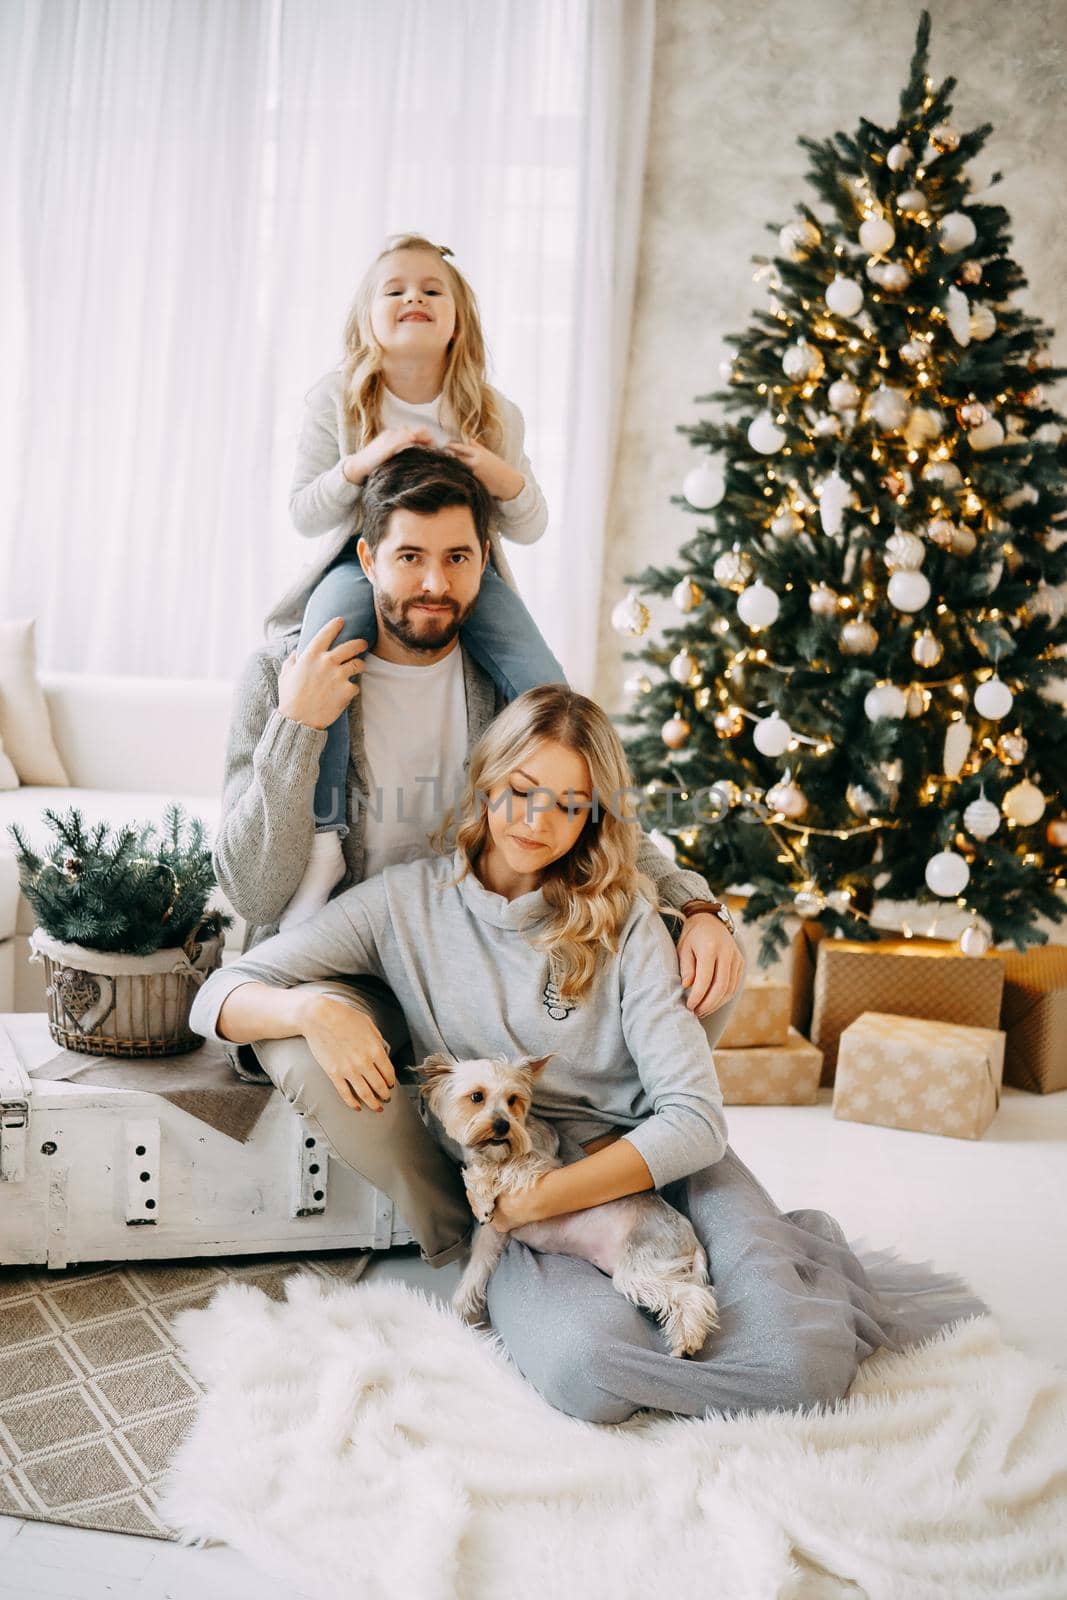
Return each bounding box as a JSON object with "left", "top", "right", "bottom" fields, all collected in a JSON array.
[
  {"left": 268, "top": 233, "right": 565, "bottom": 924},
  {"left": 191, "top": 685, "right": 986, "bottom": 1425}
]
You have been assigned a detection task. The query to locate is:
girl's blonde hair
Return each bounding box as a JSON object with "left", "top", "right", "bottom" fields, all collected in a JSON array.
[
  {"left": 434, "top": 686, "right": 656, "bottom": 1003},
  {"left": 341, "top": 233, "right": 504, "bottom": 453}
]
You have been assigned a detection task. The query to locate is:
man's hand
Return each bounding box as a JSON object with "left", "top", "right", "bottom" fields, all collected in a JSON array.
[
  {"left": 342, "top": 426, "right": 438, "bottom": 485},
  {"left": 296, "top": 992, "right": 396, "bottom": 1112},
  {"left": 443, "top": 439, "right": 524, "bottom": 502},
  {"left": 278, "top": 618, "right": 367, "bottom": 731},
  {"left": 677, "top": 913, "right": 744, "bottom": 1018}
]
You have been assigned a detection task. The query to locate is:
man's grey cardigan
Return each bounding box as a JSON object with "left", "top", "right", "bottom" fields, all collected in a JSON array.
[{"left": 214, "top": 634, "right": 714, "bottom": 975}]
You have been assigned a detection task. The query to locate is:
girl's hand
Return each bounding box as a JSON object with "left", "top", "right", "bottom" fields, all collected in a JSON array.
[
  {"left": 444, "top": 439, "right": 525, "bottom": 502},
  {"left": 487, "top": 1177, "right": 545, "bottom": 1233},
  {"left": 342, "top": 426, "right": 438, "bottom": 485}
]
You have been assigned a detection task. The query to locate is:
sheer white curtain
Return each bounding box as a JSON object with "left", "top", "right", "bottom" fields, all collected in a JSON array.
[{"left": 0, "top": 0, "right": 654, "bottom": 691}]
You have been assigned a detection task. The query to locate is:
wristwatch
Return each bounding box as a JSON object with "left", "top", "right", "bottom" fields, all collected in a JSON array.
[{"left": 680, "top": 897, "right": 736, "bottom": 936}]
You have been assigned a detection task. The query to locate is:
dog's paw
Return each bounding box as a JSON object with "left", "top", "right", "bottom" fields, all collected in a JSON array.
[
  {"left": 462, "top": 1169, "right": 498, "bottom": 1224},
  {"left": 452, "top": 1285, "right": 488, "bottom": 1322}
]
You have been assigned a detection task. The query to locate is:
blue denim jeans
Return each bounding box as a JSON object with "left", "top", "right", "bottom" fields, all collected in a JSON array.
[{"left": 298, "top": 558, "right": 567, "bottom": 832}]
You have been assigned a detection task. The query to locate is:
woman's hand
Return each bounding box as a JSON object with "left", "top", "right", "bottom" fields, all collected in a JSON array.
[
  {"left": 443, "top": 439, "right": 524, "bottom": 502},
  {"left": 486, "top": 1177, "right": 545, "bottom": 1233},
  {"left": 342, "top": 426, "right": 438, "bottom": 485},
  {"left": 678, "top": 914, "right": 745, "bottom": 1018},
  {"left": 295, "top": 992, "right": 396, "bottom": 1112}
]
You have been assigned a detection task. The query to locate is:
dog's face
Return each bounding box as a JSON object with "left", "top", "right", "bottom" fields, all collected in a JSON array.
[{"left": 415, "top": 1052, "right": 552, "bottom": 1164}]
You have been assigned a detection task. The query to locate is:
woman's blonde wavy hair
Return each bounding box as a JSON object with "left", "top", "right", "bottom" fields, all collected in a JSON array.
[
  {"left": 433, "top": 686, "right": 656, "bottom": 1003},
  {"left": 340, "top": 233, "right": 504, "bottom": 454}
]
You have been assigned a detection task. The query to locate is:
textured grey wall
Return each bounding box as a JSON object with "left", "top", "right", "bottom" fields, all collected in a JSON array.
[{"left": 595, "top": 0, "right": 1067, "bottom": 704}]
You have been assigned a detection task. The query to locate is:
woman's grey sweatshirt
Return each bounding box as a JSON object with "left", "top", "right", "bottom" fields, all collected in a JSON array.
[{"left": 190, "top": 850, "right": 729, "bottom": 1190}]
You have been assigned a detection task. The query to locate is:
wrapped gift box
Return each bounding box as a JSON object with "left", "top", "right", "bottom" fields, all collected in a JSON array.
[
  {"left": 718, "top": 980, "right": 791, "bottom": 1049},
  {"left": 999, "top": 945, "right": 1067, "bottom": 1094},
  {"left": 809, "top": 937, "right": 1005, "bottom": 1085},
  {"left": 713, "top": 1026, "right": 823, "bottom": 1105},
  {"left": 833, "top": 1011, "right": 1005, "bottom": 1140}
]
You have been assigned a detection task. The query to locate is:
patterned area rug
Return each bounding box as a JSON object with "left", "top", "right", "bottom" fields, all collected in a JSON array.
[{"left": 0, "top": 1250, "right": 371, "bottom": 1539}]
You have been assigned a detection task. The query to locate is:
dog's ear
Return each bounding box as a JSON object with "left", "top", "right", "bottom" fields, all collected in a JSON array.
[
  {"left": 413, "top": 1052, "right": 455, "bottom": 1101},
  {"left": 522, "top": 1053, "right": 555, "bottom": 1078}
]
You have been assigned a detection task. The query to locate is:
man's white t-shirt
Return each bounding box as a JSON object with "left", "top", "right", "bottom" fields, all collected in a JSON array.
[{"left": 359, "top": 644, "right": 468, "bottom": 878}]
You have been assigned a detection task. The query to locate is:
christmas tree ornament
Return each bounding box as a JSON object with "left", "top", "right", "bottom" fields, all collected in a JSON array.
[
  {"left": 997, "top": 731, "right": 1027, "bottom": 765},
  {"left": 859, "top": 214, "right": 896, "bottom": 254},
  {"left": 927, "top": 517, "right": 958, "bottom": 549},
  {"left": 886, "top": 141, "right": 912, "bottom": 171},
  {"left": 877, "top": 262, "right": 911, "bottom": 293},
  {"left": 864, "top": 683, "right": 907, "bottom": 721},
  {"left": 940, "top": 211, "right": 978, "bottom": 252},
  {"left": 671, "top": 577, "right": 703, "bottom": 613},
  {"left": 899, "top": 339, "right": 926, "bottom": 365},
  {"left": 905, "top": 407, "right": 944, "bottom": 446},
  {"left": 62, "top": 854, "right": 83, "bottom": 878},
  {"left": 931, "top": 123, "right": 961, "bottom": 153},
  {"left": 847, "top": 784, "right": 879, "bottom": 819},
  {"left": 922, "top": 460, "right": 963, "bottom": 488},
  {"left": 958, "top": 400, "right": 990, "bottom": 427},
  {"left": 866, "top": 385, "right": 910, "bottom": 432},
  {"left": 826, "top": 888, "right": 853, "bottom": 914},
  {"left": 1045, "top": 818, "right": 1067, "bottom": 848},
  {"left": 959, "top": 260, "right": 983, "bottom": 285},
  {"left": 713, "top": 547, "right": 754, "bottom": 590},
  {"left": 897, "top": 188, "right": 927, "bottom": 214},
  {"left": 623, "top": 672, "right": 652, "bottom": 697},
  {"left": 1004, "top": 415, "right": 1028, "bottom": 441},
  {"left": 944, "top": 720, "right": 973, "bottom": 778},
  {"left": 766, "top": 775, "right": 808, "bottom": 818},
  {"left": 885, "top": 530, "right": 925, "bottom": 571},
  {"left": 753, "top": 711, "right": 793, "bottom": 756},
  {"left": 779, "top": 219, "right": 821, "bottom": 259},
  {"left": 972, "top": 675, "right": 1017, "bottom": 720},
  {"left": 748, "top": 410, "right": 786, "bottom": 454},
  {"left": 683, "top": 461, "right": 726, "bottom": 509},
  {"left": 887, "top": 569, "right": 931, "bottom": 612},
  {"left": 911, "top": 628, "right": 943, "bottom": 667},
  {"left": 611, "top": 590, "right": 650, "bottom": 637},
  {"left": 814, "top": 413, "right": 843, "bottom": 437},
  {"left": 882, "top": 468, "right": 912, "bottom": 501},
  {"left": 925, "top": 849, "right": 971, "bottom": 897},
  {"left": 826, "top": 275, "right": 864, "bottom": 317},
  {"left": 959, "top": 923, "right": 991, "bottom": 957},
  {"left": 839, "top": 617, "right": 879, "bottom": 655},
  {"left": 945, "top": 285, "right": 972, "bottom": 345},
  {"left": 1025, "top": 584, "right": 1067, "bottom": 625},
  {"left": 809, "top": 583, "right": 838, "bottom": 617},
  {"left": 970, "top": 305, "right": 997, "bottom": 341},
  {"left": 828, "top": 377, "right": 861, "bottom": 412},
  {"left": 694, "top": 687, "right": 712, "bottom": 710},
  {"left": 1023, "top": 384, "right": 1047, "bottom": 408},
  {"left": 713, "top": 706, "right": 744, "bottom": 738},
  {"left": 969, "top": 418, "right": 1005, "bottom": 451},
  {"left": 1003, "top": 779, "right": 1046, "bottom": 826},
  {"left": 771, "top": 508, "right": 803, "bottom": 537},
  {"left": 963, "top": 793, "right": 1001, "bottom": 840},
  {"left": 782, "top": 342, "right": 825, "bottom": 380},
  {"left": 737, "top": 580, "right": 780, "bottom": 630},
  {"left": 703, "top": 780, "right": 740, "bottom": 821},
  {"left": 793, "top": 889, "right": 826, "bottom": 919},
  {"left": 1004, "top": 484, "right": 1039, "bottom": 508},
  {"left": 817, "top": 469, "right": 855, "bottom": 535},
  {"left": 950, "top": 524, "right": 977, "bottom": 556},
  {"left": 669, "top": 648, "right": 700, "bottom": 686},
  {"left": 661, "top": 715, "right": 691, "bottom": 750},
  {"left": 906, "top": 685, "right": 931, "bottom": 717}
]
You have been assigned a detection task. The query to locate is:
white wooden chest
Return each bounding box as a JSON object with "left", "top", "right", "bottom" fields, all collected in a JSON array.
[{"left": 0, "top": 1013, "right": 416, "bottom": 1269}]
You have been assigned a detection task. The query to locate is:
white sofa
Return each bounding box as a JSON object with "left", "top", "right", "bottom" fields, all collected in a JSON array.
[{"left": 0, "top": 672, "right": 247, "bottom": 1013}]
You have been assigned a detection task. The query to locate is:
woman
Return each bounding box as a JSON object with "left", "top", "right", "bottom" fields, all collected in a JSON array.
[{"left": 190, "top": 686, "right": 985, "bottom": 1424}]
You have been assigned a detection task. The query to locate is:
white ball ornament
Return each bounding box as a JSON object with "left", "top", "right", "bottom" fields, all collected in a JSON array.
[
  {"left": 922, "top": 460, "right": 963, "bottom": 488},
  {"left": 859, "top": 215, "right": 896, "bottom": 254},
  {"left": 779, "top": 219, "right": 821, "bottom": 260},
  {"left": 661, "top": 715, "right": 691, "bottom": 750},
  {"left": 959, "top": 924, "right": 992, "bottom": 958},
  {"left": 771, "top": 509, "right": 803, "bottom": 537},
  {"left": 828, "top": 378, "right": 861, "bottom": 412},
  {"left": 887, "top": 142, "right": 912, "bottom": 171},
  {"left": 969, "top": 418, "right": 1005, "bottom": 451},
  {"left": 905, "top": 408, "right": 944, "bottom": 447},
  {"left": 814, "top": 413, "right": 843, "bottom": 438},
  {"left": 911, "top": 628, "right": 943, "bottom": 667},
  {"left": 623, "top": 671, "right": 652, "bottom": 697},
  {"left": 1004, "top": 780, "right": 1046, "bottom": 826},
  {"left": 840, "top": 618, "right": 879, "bottom": 656},
  {"left": 669, "top": 649, "right": 699, "bottom": 686},
  {"left": 766, "top": 777, "right": 808, "bottom": 818},
  {"left": 940, "top": 211, "right": 978, "bottom": 252},
  {"left": 826, "top": 276, "right": 864, "bottom": 317},
  {"left": 737, "top": 580, "right": 780, "bottom": 631},
  {"left": 683, "top": 461, "right": 726, "bottom": 509},
  {"left": 925, "top": 850, "right": 971, "bottom": 898},
  {"left": 611, "top": 590, "right": 650, "bottom": 637},
  {"left": 878, "top": 263, "right": 912, "bottom": 293},
  {"left": 963, "top": 795, "right": 1001, "bottom": 840},
  {"left": 970, "top": 305, "right": 997, "bottom": 341},
  {"left": 897, "top": 188, "right": 927, "bottom": 214},
  {"left": 864, "top": 683, "right": 907, "bottom": 721},
  {"left": 885, "top": 531, "right": 926, "bottom": 571},
  {"left": 748, "top": 410, "right": 786, "bottom": 455},
  {"left": 753, "top": 712, "right": 793, "bottom": 757},
  {"left": 867, "top": 385, "right": 910, "bottom": 432},
  {"left": 887, "top": 569, "right": 931, "bottom": 612},
  {"left": 713, "top": 548, "right": 753, "bottom": 590},
  {"left": 818, "top": 470, "right": 855, "bottom": 536},
  {"left": 782, "top": 342, "right": 825, "bottom": 381},
  {"left": 672, "top": 577, "right": 703, "bottom": 613},
  {"left": 974, "top": 675, "right": 1013, "bottom": 721},
  {"left": 809, "top": 583, "right": 838, "bottom": 617}
]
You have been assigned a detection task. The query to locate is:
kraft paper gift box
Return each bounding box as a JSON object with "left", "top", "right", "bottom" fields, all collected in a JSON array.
[
  {"left": 999, "top": 945, "right": 1067, "bottom": 1094},
  {"left": 809, "top": 936, "right": 1005, "bottom": 1086},
  {"left": 833, "top": 1011, "right": 1005, "bottom": 1140},
  {"left": 717, "top": 979, "right": 791, "bottom": 1049},
  {"left": 713, "top": 1026, "right": 823, "bottom": 1105}
]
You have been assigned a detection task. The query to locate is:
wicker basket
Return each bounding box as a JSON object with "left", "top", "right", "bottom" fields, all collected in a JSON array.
[{"left": 28, "top": 923, "right": 225, "bottom": 1058}]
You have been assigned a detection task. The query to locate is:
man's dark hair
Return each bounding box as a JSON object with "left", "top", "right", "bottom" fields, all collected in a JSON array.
[{"left": 360, "top": 446, "right": 494, "bottom": 556}]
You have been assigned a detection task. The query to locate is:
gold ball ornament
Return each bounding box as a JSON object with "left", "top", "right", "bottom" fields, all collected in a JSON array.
[
  {"left": 701, "top": 780, "right": 740, "bottom": 821},
  {"left": 958, "top": 261, "right": 983, "bottom": 286},
  {"left": 713, "top": 548, "right": 753, "bottom": 591},
  {"left": 996, "top": 731, "right": 1027, "bottom": 765},
  {"left": 899, "top": 339, "right": 926, "bottom": 366},
  {"left": 671, "top": 577, "right": 703, "bottom": 613},
  {"left": 1003, "top": 780, "right": 1046, "bottom": 826},
  {"left": 771, "top": 509, "right": 804, "bottom": 538},
  {"left": 927, "top": 518, "right": 960, "bottom": 550},
  {"left": 840, "top": 617, "right": 880, "bottom": 656},
  {"left": 809, "top": 583, "right": 839, "bottom": 617},
  {"left": 911, "top": 628, "right": 943, "bottom": 667},
  {"left": 877, "top": 262, "right": 912, "bottom": 294},
  {"left": 882, "top": 469, "right": 912, "bottom": 501},
  {"left": 906, "top": 685, "right": 931, "bottom": 717},
  {"left": 931, "top": 123, "right": 961, "bottom": 153},
  {"left": 713, "top": 707, "right": 744, "bottom": 738},
  {"left": 950, "top": 524, "right": 977, "bottom": 557},
  {"left": 661, "top": 715, "right": 691, "bottom": 750},
  {"left": 1045, "top": 818, "right": 1067, "bottom": 848},
  {"left": 611, "top": 590, "right": 650, "bottom": 637}
]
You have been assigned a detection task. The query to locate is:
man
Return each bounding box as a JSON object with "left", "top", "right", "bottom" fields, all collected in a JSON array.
[{"left": 214, "top": 447, "right": 743, "bottom": 1268}]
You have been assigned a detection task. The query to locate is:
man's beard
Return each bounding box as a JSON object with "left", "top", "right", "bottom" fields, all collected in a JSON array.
[{"left": 376, "top": 588, "right": 476, "bottom": 653}]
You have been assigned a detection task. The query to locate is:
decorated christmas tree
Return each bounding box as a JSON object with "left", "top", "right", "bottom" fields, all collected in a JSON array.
[{"left": 617, "top": 11, "right": 1067, "bottom": 966}]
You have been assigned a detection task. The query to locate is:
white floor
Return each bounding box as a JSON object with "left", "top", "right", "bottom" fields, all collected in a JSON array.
[{"left": 3, "top": 1084, "right": 1065, "bottom": 1598}]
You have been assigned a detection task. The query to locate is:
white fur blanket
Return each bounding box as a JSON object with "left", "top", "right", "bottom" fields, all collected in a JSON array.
[{"left": 160, "top": 1274, "right": 1067, "bottom": 1600}]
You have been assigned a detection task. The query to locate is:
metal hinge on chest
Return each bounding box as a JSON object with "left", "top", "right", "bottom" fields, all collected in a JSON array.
[{"left": 0, "top": 1096, "right": 28, "bottom": 1184}]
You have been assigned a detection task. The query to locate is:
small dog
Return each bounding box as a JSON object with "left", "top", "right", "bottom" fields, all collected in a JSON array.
[{"left": 416, "top": 1051, "right": 719, "bottom": 1358}]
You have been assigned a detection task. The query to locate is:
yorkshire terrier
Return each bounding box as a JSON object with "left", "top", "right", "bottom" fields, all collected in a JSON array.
[{"left": 415, "top": 1051, "right": 719, "bottom": 1358}]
